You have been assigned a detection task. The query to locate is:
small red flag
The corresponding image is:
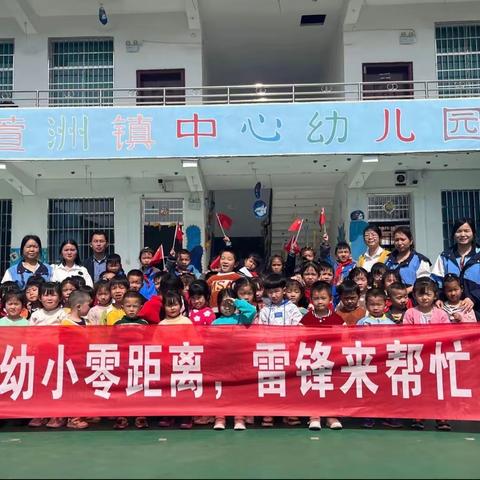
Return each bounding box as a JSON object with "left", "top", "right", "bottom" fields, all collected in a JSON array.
[
  {"left": 319, "top": 208, "right": 326, "bottom": 226},
  {"left": 175, "top": 223, "right": 184, "bottom": 242},
  {"left": 283, "top": 236, "right": 301, "bottom": 255},
  {"left": 150, "top": 244, "right": 165, "bottom": 266},
  {"left": 288, "top": 218, "right": 303, "bottom": 232},
  {"left": 217, "top": 213, "right": 233, "bottom": 231},
  {"left": 210, "top": 255, "right": 221, "bottom": 270}
]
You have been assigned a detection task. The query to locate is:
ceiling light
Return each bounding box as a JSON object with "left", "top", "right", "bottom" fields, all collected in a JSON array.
[
  {"left": 99, "top": 4, "right": 108, "bottom": 25},
  {"left": 182, "top": 159, "right": 198, "bottom": 168},
  {"left": 362, "top": 156, "right": 379, "bottom": 163},
  {"left": 0, "top": 164, "right": 6, "bottom": 170}
]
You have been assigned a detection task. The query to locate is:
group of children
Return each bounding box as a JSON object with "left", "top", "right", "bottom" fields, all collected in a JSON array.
[{"left": 0, "top": 236, "right": 475, "bottom": 432}]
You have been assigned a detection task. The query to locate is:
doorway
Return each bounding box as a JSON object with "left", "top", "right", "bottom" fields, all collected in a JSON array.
[
  {"left": 136, "top": 69, "right": 185, "bottom": 105},
  {"left": 362, "top": 62, "right": 413, "bottom": 99}
]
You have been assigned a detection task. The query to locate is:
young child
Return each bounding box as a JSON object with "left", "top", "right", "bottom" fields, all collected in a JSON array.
[
  {"left": 138, "top": 247, "right": 160, "bottom": 300},
  {"left": 382, "top": 269, "right": 403, "bottom": 292},
  {"left": 206, "top": 249, "right": 242, "bottom": 311},
  {"left": 62, "top": 290, "right": 91, "bottom": 326},
  {"left": 285, "top": 279, "right": 308, "bottom": 315},
  {"left": 232, "top": 277, "right": 257, "bottom": 307},
  {"left": 369, "top": 262, "right": 388, "bottom": 289},
  {"left": 264, "top": 254, "right": 285, "bottom": 276},
  {"left": 167, "top": 248, "right": 200, "bottom": 279},
  {"left": 299, "top": 261, "right": 321, "bottom": 302},
  {"left": 188, "top": 279, "right": 216, "bottom": 325},
  {"left": 348, "top": 267, "right": 369, "bottom": 309},
  {"left": 258, "top": 274, "right": 302, "bottom": 428},
  {"left": 87, "top": 280, "right": 112, "bottom": 325},
  {"left": 385, "top": 282, "right": 410, "bottom": 324},
  {"left": 251, "top": 276, "right": 266, "bottom": 310},
  {"left": 100, "top": 271, "right": 116, "bottom": 282},
  {"left": 300, "top": 281, "right": 343, "bottom": 431},
  {"left": 29, "top": 282, "right": 68, "bottom": 428},
  {"left": 357, "top": 289, "right": 396, "bottom": 326},
  {"left": 211, "top": 288, "right": 257, "bottom": 431},
  {"left": 158, "top": 291, "right": 192, "bottom": 429},
  {"left": 403, "top": 278, "right": 451, "bottom": 431},
  {"left": 238, "top": 253, "right": 262, "bottom": 278},
  {"left": 357, "top": 289, "right": 400, "bottom": 429},
  {"left": 102, "top": 277, "right": 129, "bottom": 326},
  {"left": 24, "top": 275, "right": 44, "bottom": 318},
  {"left": 106, "top": 254, "right": 125, "bottom": 277},
  {"left": 258, "top": 274, "right": 303, "bottom": 326},
  {"left": 335, "top": 280, "right": 367, "bottom": 326},
  {"left": 442, "top": 274, "right": 477, "bottom": 323},
  {"left": 403, "top": 278, "right": 450, "bottom": 325},
  {"left": 319, "top": 234, "right": 356, "bottom": 285},
  {"left": 60, "top": 277, "right": 78, "bottom": 308},
  {"left": 29, "top": 282, "right": 68, "bottom": 326},
  {"left": 127, "top": 269, "right": 145, "bottom": 294},
  {"left": 318, "top": 261, "right": 334, "bottom": 285},
  {"left": 0, "top": 291, "right": 29, "bottom": 326}
]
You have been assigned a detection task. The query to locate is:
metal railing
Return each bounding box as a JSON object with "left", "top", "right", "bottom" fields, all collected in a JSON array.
[{"left": 0, "top": 79, "right": 480, "bottom": 108}]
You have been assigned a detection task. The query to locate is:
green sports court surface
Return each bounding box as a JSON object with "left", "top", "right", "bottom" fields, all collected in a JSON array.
[{"left": 0, "top": 420, "right": 479, "bottom": 479}]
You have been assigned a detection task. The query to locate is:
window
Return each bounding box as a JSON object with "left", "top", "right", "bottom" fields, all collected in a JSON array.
[
  {"left": 136, "top": 69, "right": 185, "bottom": 105},
  {"left": 0, "top": 199, "right": 12, "bottom": 277},
  {"left": 48, "top": 198, "right": 115, "bottom": 264},
  {"left": 368, "top": 194, "right": 411, "bottom": 250},
  {"left": 48, "top": 38, "right": 114, "bottom": 106},
  {"left": 0, "top": 40, "right": 14, "bottom": 100},
  {"left": 436, "top": 24, "right": 480, "bottom": 96},
  {"left": 441, "top": 190, "right": 480, "bottom": 250}
]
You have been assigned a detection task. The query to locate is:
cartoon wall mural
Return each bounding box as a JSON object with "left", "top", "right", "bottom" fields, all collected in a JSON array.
[
  {"left": 186, "top": 225, "right": 203, "bottom": 273},
  {"left": 349, "top": 210, "right": 368, "bottom": 261}
]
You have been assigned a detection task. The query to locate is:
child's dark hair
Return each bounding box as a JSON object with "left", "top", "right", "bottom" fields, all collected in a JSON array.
[
  {"left": 413, "top": 277, "right": 438, "bottom": 297},
  {"left": 233, "top": 277, "right": 257, "bottom": 297},
  {"left": 443, "top": 273, "right": 461, "bottom": 288},
  {"left": 300, "top": 261, "right": 321, "bottom": 276},
  {"left": 335, "top": 241, "right": 351, "bottom": 254},
  {"left": 179, "top": 272, "right": 196, "bottom": 289},
  {"left": 188, "top": 279, "right": 210, "bottom": 301},
  {"left": 310, "top": 280, "right": 332, "bottom": 297},
  {"left": 264, "top": 273, "right": 286, "bottom": 290},
  {"left": 217, "top": 287, "right": 235, "bottom": 312},
  {"left": 264, "top": 254, "right": 284, "bottom": 275},
  {"left": 106, "top": 253, "right": 122, "bottom": 265},
  {"left": 301, "top": 246, "right": 315, "bottom": 258},
  {"left": 138, "top": 247, "right": 154, "bottom": 260},
  {"left": 68, "top": 290, "right": 91, "bottom": 308},
  {"left": 337, "top": 279, "right": 360, "bottom": 297},
  {"left": 219, "top": 248, "right": 237, "bottom": 262},
  {"left": 386, "top": 282, "right": 408, "bottom": 296},
  {"left": 79, "top": 285, "right": 94, "bottom": 299},
  {"left": 369, "top": 262, "right": 388, "bottom": 286},
  {"left": 122, "top": 290, "right": 144, "bottom": 304},
  {"left": 60, "top": 277, "right": 79, "bottom": 291},
  {"left": 163, "top": 291, "right": 183, "bottom": 307},
  {"left": 3, "top": 290, "right": 26, "bottom": 307},
  {"left": 348, "top": 267, "right": 368, "bottom": 281},
  {"left": 176, "top": 248, "right": 191, "bottom": 259},
  {"left": 285, "top": 279, "right": 308, "bottom": 308},
  {"left": 0, "top": 281, "right": 20, "bottom": 300},
  {"left": 251, "top": 276, "right": 264, "bottom": 291},
  {"left": 109, "top": 276, "right": 130, "bottom": 290},
  {"left": 318, "top": 261, "right": 334, "bottom": 273},
  {"left": 153, "top": 271, "right": 169, "bottom": 282},
  {"left": 25, "top": 275, "right": 45, "bottom": 289},
  {"left": 244, "top": 253, "right": 262, "bottom": 272},
  {"left": 365, "top": 288, "right": 387, "bottom": 303},
  {"left": 39, "top": 282, "right": 61, "bottom": 297},
  {"left": 160, "top": 274, "right": 184, "bottom": 295},
  {"left": 382, "top": 269, "right": 402, "bottom": 289},
  {"left": 127, "top": 269, "right": 144, "bottom": 279},
  {"left": 94, "top": 279, "right": 111, "bottom": 295}
]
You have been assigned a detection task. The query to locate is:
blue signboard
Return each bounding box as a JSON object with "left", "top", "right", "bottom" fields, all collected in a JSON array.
[{"left": 0, "top": 98, "right": 479, "bottom": 160}]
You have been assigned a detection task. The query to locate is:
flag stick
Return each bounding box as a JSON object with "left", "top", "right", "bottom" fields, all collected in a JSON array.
[
  {"left": 216, "top": 213, "right": 227, "bottom": 238},
  {"left": 171, "top": 223, "right": 178, "bottom": 252},
  {"left": 161, "top": 244, "right": 165, "bottom": 272},
  {"left": 294, "top": 219, "right": 304, "bottom": 244}
]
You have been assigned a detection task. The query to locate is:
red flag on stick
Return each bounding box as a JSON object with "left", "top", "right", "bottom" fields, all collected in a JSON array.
[
  {"left": 217, "top": 213, "right": 233, "bottom": 231},
  {"left": 150, "top": 244, "right": 165, "bottom": 268},
  {"left": 288, "top": 218, "right": 303, "bottom": 232},
  {"left": 319, "top": 208, "right": 326, "bottom": 227},
  {"left": 283, "top": 236, "right": 301, "bottom": 255},
  {"left": 210, "top": 255, "right": 221, "bottom": 270},
  {"left": 176, "top": 223, "right": 184, "bottom": 241}
]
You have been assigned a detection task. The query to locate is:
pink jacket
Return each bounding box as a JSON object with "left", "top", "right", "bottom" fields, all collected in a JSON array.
[{"left": 403, "top": 307, "right": 450, "bottom": 325}]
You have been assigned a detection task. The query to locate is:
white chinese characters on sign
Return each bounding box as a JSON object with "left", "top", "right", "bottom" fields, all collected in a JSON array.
[
  {"left": 41, "top": 345, "right": 79, "bottom": 399},
  {"left": 0, "top": 344, "right": 34, "bottom": 400},
  {"left": 340, "top": 341, "right": 378, "bottom": 398},
  {"left": 295, "top": 341, "right": 334, "bottom": 398},
  {"left": 169, "top": 342, "right": 204, "bottom": 398},
  {"left": 84, "top": 344, "right": 120, "bottom": 399},
  {"left": 253, "top": 343, "right": 290, "bottom": 397},
  {"left": 386, "top": 340, "right": 423, "bottom": 399},
  {"left": 126, "top": 345, "right": 162, "bottom": 397}
]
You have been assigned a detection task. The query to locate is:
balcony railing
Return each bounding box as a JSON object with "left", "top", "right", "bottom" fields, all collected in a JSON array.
[{"left": 1, "top": 79, "right": 480, "bottom": 108}]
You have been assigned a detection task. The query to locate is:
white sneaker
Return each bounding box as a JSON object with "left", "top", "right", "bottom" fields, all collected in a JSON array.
[
  {"left": 329, "top": 421, "right": 343, "bottom": 430},
  {"left": 308, "top": 420, "right": 322, "bottom": 430},
  {"left": 213, "top": 419, "right": 226, "bottom": 430},
  {"left": 234, "top": 420, "right": 246, "bottom": 430}
]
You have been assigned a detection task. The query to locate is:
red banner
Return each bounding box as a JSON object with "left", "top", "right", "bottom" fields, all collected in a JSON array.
[{"left": 0, "top": 325, "right": 478, "bottom": 419}]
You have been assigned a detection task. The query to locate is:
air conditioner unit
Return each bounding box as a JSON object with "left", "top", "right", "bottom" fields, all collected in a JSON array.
[{"left": 395, "top": 170, "right": 419, "bottom": 187}]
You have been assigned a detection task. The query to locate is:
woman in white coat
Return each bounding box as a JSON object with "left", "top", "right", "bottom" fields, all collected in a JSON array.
[{"left": 51, "top": 239, "right": 93, "bottom": 287}]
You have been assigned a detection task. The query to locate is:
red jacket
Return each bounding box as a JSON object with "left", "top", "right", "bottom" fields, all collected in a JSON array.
[{"left": 139, "top": 295, "right": 162, "bottom": 324}]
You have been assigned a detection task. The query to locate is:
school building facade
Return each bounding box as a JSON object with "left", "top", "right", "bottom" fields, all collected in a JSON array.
[{"left": 0, "top": 0, "right": 480, "bottom": 273}]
